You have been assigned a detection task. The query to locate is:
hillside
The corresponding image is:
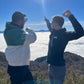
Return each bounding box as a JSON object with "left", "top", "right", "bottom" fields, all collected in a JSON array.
[
  {"left": 0, "top": 52, "right": 84, "bottom": 74},
  {"left": 0, "top": 51, "right": 84, "bottom": 84},
  {"left": 35, "top": 52, "right": 84, "bottom": 75}
]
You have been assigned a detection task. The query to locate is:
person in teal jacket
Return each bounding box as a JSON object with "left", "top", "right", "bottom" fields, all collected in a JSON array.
[{"left": 4, "top": 11, "right": 37, "bottom": 84}]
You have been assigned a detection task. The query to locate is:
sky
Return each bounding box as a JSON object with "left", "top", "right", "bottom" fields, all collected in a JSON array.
[{"left": 0, "top": 0, "right": 84, "bottom": 31}]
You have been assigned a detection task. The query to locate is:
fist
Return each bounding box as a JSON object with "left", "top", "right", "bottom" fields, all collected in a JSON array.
[
  {"left": 63, "top": 10, "right": 72, "bottom": 18},
  {"left": 44, "top": 16, "right": 49, "bottom": 22},
  {"left": 26, "top": 28, "right": 29, "bottom": 32}
]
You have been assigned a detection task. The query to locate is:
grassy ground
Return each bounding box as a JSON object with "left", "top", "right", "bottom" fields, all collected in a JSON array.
[{"left": 0, "top": 69, "right": 84, "bottom": 84}]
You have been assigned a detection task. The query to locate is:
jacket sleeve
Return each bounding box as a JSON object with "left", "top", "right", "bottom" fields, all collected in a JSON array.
[
  {"left": 24, "top": 29, "right": 37, "bottom": 44},
  {"left": 45, "top": 20, "right": 52, "bottom": 32},
  {"left": 66, "top": 15, "right": 84, "bottom": 41}
]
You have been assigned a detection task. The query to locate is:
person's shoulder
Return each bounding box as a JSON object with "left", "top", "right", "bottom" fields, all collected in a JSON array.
[
  {"left": 65, "top": 30, "right": 74, "bottom": 34},
  {"left": 63, "top": 28, "right": 73, "bottom": 36}
]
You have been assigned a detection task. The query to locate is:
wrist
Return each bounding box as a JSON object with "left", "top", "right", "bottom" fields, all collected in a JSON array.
[
  {"left": 67, "top": 13, "right": 72, "bottom": 18},
  {"left": 68, "top": 14, "right": 74, "bottom": 21},
  {"left": 68, "top": 14, "right": 73, "bottom": 18},
  {"left": 26, "top": 27, "right": 31, "bottom": 32}
]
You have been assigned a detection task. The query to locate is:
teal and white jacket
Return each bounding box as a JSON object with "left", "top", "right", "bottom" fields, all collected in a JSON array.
[{"left": 4, "top": 22, "right": 37, "bottom": 66}]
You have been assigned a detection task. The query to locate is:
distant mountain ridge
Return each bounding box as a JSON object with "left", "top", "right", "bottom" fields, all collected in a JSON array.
[
  {"left": 0, "top": 30, "right": 49, "bottom": 33},
  {"left": 0, "top": 31, "right": 4, "bottom": 33},
  {"left": 35, "top": 30, "right": 49, "bottom": 32}
]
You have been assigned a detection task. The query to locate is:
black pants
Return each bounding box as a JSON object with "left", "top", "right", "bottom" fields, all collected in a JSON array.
[{"left": 7, "top": 65, "right": 34, "bottom": 84}]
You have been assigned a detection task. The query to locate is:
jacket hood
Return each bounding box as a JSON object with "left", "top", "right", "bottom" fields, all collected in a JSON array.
[
  {"left": 6, "top": 22, "right": 20, "bottom": 30},
  {"left": 4, "top": 22, "right": 25, "bottom": 46}
]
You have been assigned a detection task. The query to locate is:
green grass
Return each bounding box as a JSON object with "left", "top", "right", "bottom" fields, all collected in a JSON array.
[{"left": 0, "top": 69, "right": 84, "bottom": 84}]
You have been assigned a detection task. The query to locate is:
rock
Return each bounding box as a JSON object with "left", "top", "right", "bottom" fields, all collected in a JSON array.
[{"left": 0, "top": 52, "right": 8, "bottom": 69}]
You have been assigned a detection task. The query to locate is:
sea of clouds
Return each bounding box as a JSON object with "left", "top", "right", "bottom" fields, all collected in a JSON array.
[{"left": 0, "top": 32, "right": 84, "bottom": 60}]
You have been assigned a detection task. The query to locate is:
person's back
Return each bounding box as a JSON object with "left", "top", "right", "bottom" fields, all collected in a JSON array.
[
  {"left": 4, "top": 22, "right": 36, "bottom": 66},
  {"left": 4, "top": 11, "right": 36, "bottom": 84},
  {"left": 45, "top": 10, "right": 84, "bottom": 84}
]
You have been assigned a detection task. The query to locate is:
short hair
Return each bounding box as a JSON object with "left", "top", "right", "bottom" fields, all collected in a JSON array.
[
  {"left": 12, "top": 11, "right": 26, "bottom": 23},
  {"left": 52, "top": 15, "right": 64, "bottom": 27}
]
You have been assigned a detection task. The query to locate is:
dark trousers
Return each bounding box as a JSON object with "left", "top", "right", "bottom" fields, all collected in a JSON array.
[
  {"left": 48, "top": 64, "right": 66, "bottom": 84},
  {"left": 7, "top": 65, "right": 34, "bottom": 84}
]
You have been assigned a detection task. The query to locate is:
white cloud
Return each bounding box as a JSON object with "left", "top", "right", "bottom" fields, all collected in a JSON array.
[
  {"left": 29, "top": 23, "right": 46, "bottom": 26},
  {"left": 25, "top": 21, "right": 84, "bottom": 27},
  {"left": 64, "top": 21, "right": 71, "bottom": 26},
  {"left": 25, "top": 22, "right": 46, "bottom": 26},
  {"left": 64, "top": 21, "right": 84, "bottom": 27}
]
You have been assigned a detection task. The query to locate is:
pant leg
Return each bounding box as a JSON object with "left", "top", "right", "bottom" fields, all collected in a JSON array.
[
  {"left": 10, "top": 75, "right": 23, "bottom": 84},
  {"left": 7, "top": 65, "right": 24, "bottom": 84},
  {"left": 54, "top": 80, "right": 64, "bottom": 84},
  {"left": 48, "top": 64, "right": 66, "bottom": 84},
  {"left": 23, "top": 66, "right": 35, "bottom": 84},
  {"left": 48, "top": 64, "right": 55, "bottom": 84}
]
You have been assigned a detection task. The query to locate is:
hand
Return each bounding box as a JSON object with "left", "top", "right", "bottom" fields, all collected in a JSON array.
[
  {"left": 44, "top": 16, "right": 49, "bottom": 22},
  {"left": 63, "top": 10, "right": 72, "bottom": 18},
  {"left": 26, "top": 27, "right": 29, "bottom": 32}
]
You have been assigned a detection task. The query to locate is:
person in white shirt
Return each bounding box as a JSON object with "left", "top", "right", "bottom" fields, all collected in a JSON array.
[{"left": 4, "top": 11, "right": 37, "bottom": 84}]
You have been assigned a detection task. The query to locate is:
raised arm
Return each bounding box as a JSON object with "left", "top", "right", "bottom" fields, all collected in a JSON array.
[
  {"left": 63, "top": 10, "right": 84, "bottom": 41},
  {"left": 44, "top": 17, "right": 52, "bottom": 32},
  {"left": 24, "top": 28, "right": 37, "bottom": 44}
]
